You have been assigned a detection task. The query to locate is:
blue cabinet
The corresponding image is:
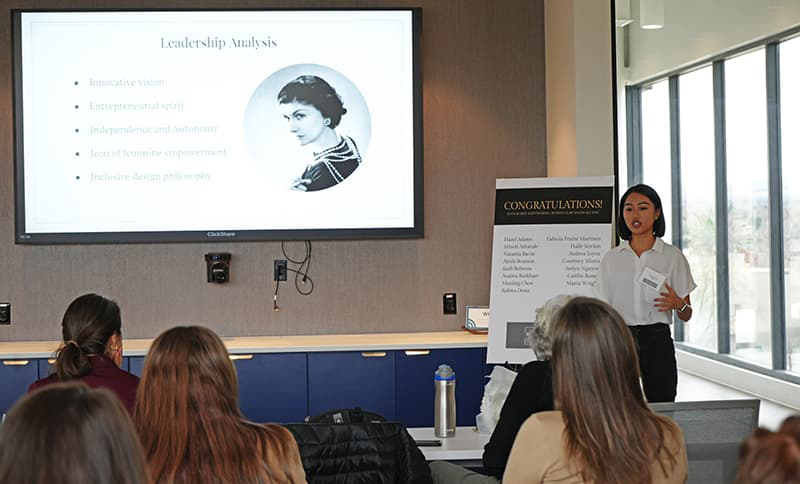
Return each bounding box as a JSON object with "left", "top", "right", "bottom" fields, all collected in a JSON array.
[
  {"left": 396, "top": 348, "right": 485, "bottom": 427},
  {"left": 44, "top": 345, "right": 489, "bottom": 428},
  {"left": 37, "top": 358, "right": 54, "bottom": 378},
  {"left": 481, "top": 348, "right": 495, "bottom": 390},
  {"left": 129, "top": 353, "right": 308, "bottom": 424},
  {"left": 233, "top": 352, "right": 308, "bottom": 424},
  {"left": 0, "top": 359, "right": 39, "bottom": 415},
  {"left": 308, "top": 351, "right": 396, "bottom": 420},
  {"left": 129, "top": 356, "right": 144, "bottom": 376}
]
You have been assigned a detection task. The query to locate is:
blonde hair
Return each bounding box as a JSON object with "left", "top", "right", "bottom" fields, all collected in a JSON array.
[{"left": 530, "top": 294, "right": 574, "bottom": 359}]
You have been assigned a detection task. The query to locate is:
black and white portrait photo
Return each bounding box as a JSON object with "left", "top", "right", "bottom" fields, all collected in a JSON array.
[{"left": 244, "top": 64, "right": 371, "bottom": 193}]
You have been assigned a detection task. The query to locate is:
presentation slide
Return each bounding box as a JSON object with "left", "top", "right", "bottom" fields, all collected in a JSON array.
[{"left": 15, "top": 10, "right": 418, "bottom": 239}]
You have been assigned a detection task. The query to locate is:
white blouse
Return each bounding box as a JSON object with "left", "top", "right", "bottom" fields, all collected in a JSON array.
[{"left": 595, "top": 238, "right": 696, "bottom": 326}]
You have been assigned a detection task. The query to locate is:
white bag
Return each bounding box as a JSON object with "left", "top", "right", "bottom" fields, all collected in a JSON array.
[{"left": 475, "top": 365, "right": 517, "bottom": 434}]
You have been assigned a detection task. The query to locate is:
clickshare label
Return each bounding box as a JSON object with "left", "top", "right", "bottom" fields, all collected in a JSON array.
[{"left": 494, "top": 186, "right": 614, "bottom": 225}]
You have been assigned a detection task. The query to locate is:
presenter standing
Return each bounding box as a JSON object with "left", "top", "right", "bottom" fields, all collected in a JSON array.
[{"left": 596, "top": 184, "right": 695, "bottom": 403}]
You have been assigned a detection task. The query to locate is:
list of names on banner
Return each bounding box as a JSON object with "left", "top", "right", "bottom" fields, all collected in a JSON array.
[
  {"left": 501, "top": 236, "right": 538, "bottom": 294},
  {"left": 500, "top": 234, "right": 606, "bottom": 295},
  {"left": 552, "top": 235, "right": 603, "bottom": 288}
]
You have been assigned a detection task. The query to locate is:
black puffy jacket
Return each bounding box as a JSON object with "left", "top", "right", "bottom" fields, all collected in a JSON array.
[{"left": 285, "top": 422, "right": 433, "bottom": 484}]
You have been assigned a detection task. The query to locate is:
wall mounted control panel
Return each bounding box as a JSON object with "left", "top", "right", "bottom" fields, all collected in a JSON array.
[{"left": 0, "top": 303, "right": 10, "bottom": 324}]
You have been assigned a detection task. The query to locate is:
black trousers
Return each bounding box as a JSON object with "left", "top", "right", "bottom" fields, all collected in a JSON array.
[{"left": 628, "top": 323, "right": 677, "bottom": 403}]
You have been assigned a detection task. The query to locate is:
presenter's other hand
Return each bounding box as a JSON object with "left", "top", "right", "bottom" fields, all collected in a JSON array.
[{"left": 654, "top": 283, "right": 684, "bottom": 312}]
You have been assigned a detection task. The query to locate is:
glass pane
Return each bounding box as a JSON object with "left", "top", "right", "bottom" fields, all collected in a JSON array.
[
  {"left": 679, "top": 66, "right": 718, "bottom": 351},
  {"left": 641, "top": 80, "right": 672, "bottom": 244},
  {"left": 725, "top": 48, "right": 772, "bottom": 367},
  {"left": 781, "top": 36, "right": 800, "bottom": 373}
]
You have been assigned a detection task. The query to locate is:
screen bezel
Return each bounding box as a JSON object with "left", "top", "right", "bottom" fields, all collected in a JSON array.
[{"left": 11, "top": 7, "right": 423, "bottom": 245}]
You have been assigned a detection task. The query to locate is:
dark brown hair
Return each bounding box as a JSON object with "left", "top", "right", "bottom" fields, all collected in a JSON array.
[
  {"left": 134, "top": 326, "right": 305, "bottom": 484},
  {"left": 0, "top": 382, "right": 149, "bottom": 484},
  {"left": 735, "top": 419, "right": 800, "bottom": 484},
  {"left": 54, "top": 293, "right": 121, "bottom": 380},
  {"left": 278, "top": 75, "right": 347, "bottom": 128},
  {"left": 551, "top": 297, "right": 682, "bottom": 484}
]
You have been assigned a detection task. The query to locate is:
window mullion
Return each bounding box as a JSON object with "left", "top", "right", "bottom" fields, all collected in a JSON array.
[
  {"left": 669, "top": 75, "right": 684, "bottom": 341},
  {"left": 626, "top": 85, "right": 643, "bottom": 186},
  {"left": 713, "top": 61, "right": 731, "bottom": 355},
  {"left": 766, "top": 43, "right": 787, "bottom": 370}
]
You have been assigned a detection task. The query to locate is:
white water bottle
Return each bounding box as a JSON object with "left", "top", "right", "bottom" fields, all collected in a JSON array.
[{"left": 434, "top": 364, "right": 456, "bottom": 437}]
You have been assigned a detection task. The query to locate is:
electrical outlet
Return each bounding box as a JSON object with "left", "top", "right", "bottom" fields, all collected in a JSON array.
[
  {"left": 0, "top": 303, "right": 10, "bottom": 324},
  {"left": 443, "top": 293, "right": 457, "bottom": 315},
  {"left": 274, "top": 259, "right": 288, "bottom": 281}
]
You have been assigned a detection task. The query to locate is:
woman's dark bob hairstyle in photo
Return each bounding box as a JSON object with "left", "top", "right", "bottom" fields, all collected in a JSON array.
[
  {"left": 617, "top": 184, "right": 666, "bottom": 240},
  {"left": 278, "top": 75, "right": 347, "bottom": 128}
]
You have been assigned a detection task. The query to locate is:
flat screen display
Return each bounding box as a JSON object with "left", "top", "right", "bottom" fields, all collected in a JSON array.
[{"left": 12, "top": 9, "right": 422, "bottom": 243}]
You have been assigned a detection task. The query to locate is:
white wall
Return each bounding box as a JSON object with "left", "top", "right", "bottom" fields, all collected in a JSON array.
[
  {"left": 545, "top": 0, "right": 615, "bottom": 178},
  {"left": 624, "top": 0, "right": 800, "bottom": 84}
]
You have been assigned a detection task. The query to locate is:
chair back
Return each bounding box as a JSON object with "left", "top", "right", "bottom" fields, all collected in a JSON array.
[{"left": 650, "top": 399, "right": 760, "bottom": 484}]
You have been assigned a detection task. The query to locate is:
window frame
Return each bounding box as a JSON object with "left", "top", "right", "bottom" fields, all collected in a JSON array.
[{"left": 626, "top": 27, "right": 800, "bottom": 384}]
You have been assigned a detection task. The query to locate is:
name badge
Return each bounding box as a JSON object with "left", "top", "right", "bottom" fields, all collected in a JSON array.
[{"left": 639, "top": 267, "right": 666, "bottom": 292}]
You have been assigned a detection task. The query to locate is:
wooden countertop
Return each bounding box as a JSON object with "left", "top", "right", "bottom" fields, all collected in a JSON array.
[{"left": 0, "top": 331, "right": 488, "bottom": 359}]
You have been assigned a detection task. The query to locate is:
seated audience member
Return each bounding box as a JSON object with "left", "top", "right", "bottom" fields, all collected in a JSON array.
[
  {"left": 780, "top": 415, "right": 800, "bottom": 436},
  {"left": 0, "top": 382, "right": 149, "bottom": 484},
  {"left": 735, "top": 416, "right": 800, "bottom": 484},
  {"left": 134, "top": 325, "right": 306, "bottom": 484},
  {"left": 28, "top": 293, "right": 139, "bottom": 412},
  {"left": 481, "top": 295, "right": 572, "bottom": 478},
  {"left": 503, "top": 297, "right": 687, "bottom": 484}
]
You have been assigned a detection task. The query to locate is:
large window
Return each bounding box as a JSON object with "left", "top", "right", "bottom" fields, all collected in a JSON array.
[
  {"left": 781, "top": 36, "right": 800, "bottom": 372},
  {"left": 725, "top": 49, "right": 772, "bottom": 367},
  {"left": 641, "top": 80, "right": 672, "bottom": 244},
  {"left": 627, "top": 32, "right": 800, "bottom": 380},
  {"left": 679, "top": 66, "right": 718, "bottom": 352}
]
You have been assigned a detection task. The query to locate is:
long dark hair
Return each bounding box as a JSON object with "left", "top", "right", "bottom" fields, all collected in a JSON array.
[
  {"left": 278, "top": 75, "right": 347, "bottom": 128},
  {"left": 54, "top": 294, "right": 122, "bottom": 381},
  {"left": 617, "top": 184, "right": 666, "bottom": 240},
  {"left": 0, "top": 382, "right": 149, "bottom": 484},
  {"left": 134, "top": 326, "right": 305, "bottom": 484},
  {"left": 551, "top": 297, "right": 681, "bottom": 484}
]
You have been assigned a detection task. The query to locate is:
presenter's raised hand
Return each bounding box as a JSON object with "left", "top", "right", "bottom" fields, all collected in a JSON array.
[{"left": 654, "top": 283, "right": 684, "bottom": 312}]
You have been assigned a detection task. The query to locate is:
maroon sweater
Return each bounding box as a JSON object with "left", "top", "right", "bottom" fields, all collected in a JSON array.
[{"left": 28, "top": 354, "right": 139, "bottom": 413}]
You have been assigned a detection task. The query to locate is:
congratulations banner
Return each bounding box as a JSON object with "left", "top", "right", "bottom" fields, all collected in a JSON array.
[{"left": 487, "top": 176, "right": 614, "bottom": 364}]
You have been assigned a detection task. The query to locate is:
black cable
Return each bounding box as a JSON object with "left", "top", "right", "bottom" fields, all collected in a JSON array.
[
  {"left": 273, "top": 280, "right": 280, "bottom": 311},
  {"left": 281, "top": 240, "right": 310, "bottom": 264},
  {"left": 280, "top": 240, "right": 314, "bottom": 297},
  {"left": 304, "top": 241, "right": 312, "bottom": 282},
  {"left": 288, "top": 268, "right": 314, "bottom": 296}
]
